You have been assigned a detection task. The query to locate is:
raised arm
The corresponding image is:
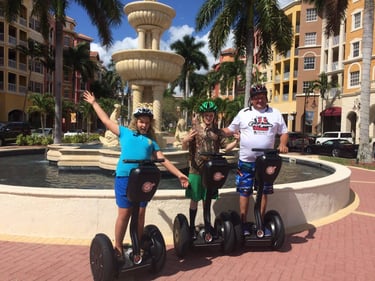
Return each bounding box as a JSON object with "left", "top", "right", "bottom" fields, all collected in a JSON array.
[{"left": 83, "top": 90, "right": 119, "bottom": 136}]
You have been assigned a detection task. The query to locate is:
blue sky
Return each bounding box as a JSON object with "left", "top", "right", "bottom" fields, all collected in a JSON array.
[
  {"left": 67, "top": 0, "right": 208, "bottom": 43},
  {"left": 67, "top": 0, "right": 292, "bottom": 68}
]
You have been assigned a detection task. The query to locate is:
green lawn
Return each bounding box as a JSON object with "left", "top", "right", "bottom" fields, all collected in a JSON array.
[{"left": 318, "top": 156, "right": 375, "bottom": 170}]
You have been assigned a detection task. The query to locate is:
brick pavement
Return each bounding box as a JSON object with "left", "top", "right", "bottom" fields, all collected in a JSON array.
[{"left": 1, "top": 167, "right": 375, "bottom": 281}]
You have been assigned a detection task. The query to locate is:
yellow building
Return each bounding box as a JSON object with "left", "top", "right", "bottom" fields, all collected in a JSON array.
[
  {"left": 341, "top": 0, "right": 375, "bottom": 143},
  {"left": 0, "top": 0, "right": 44, "bottom": 122},
  {"left": 0, "top": 0, "right": 96, "bottom": 130}
]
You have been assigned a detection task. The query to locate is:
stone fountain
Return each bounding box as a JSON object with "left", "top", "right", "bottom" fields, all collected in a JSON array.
[
  {"left": 47, "top": 0, "right": 191, "bottom": 171},
  {"left": 112, "top": 0, "right": 185, "bottom": 146}
]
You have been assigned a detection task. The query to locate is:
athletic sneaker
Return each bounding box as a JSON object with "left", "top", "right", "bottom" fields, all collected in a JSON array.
[
  {"left": 242, "top": 224, "right": 250, "bottom": 236},
  {"left": 264, "top": 227, "right": 272, "bottom": 237}
]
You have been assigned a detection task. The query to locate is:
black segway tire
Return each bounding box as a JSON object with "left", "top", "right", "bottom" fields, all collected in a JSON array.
[
  {"left": 90, "top": 233, "right": 116, "bottom": 281},
  {"left": 173, "top": 214, "right": 190, "bottom": 259},
  {"left": 214, "top": 212, "right": 235, "bottom": 254},
  {"left": 264, "top": 210, "right": 285, "bottom": 250},
  {"left": 142, "top": 224, "right": 166, "bottom": 273},
  {"left": 228, "top": 210, "right": 243, "bottom": 249}
]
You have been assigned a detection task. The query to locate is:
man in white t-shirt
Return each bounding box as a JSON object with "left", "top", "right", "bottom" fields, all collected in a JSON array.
[{"left": 221, "top": 85, "right": 288, "bottom": 236}]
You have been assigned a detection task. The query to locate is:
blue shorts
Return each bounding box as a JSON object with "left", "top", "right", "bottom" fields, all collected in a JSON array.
[
  {"left": 236, "top": 160, "right": 273, "bottom": 197},
  {"left": 115, "top": 176, "right": 148, "bottom": 208}
]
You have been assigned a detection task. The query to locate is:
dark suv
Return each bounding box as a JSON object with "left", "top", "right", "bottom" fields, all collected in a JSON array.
[
  {"left": 275, "top": 132, "right": 314, "bottom": 152},
  {"left": 0, "top": 122, "right": 31, "bottom": 146}
]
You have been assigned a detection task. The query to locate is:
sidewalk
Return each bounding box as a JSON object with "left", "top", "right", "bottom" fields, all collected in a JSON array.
[{"left": 1, "top": 150, "right": 375, "bottom": 280}]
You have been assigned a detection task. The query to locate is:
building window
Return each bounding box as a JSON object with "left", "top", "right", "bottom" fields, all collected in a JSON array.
[
  {"left": 306, "top": 8, "right": 317, "bottom": 22},
  {"left": 64, "top": 36, "right": 71, "bottom": 47},
  {"left": 350, "top": 71, "right": 360, "bottom": 87},
  {"left": 352, "top": 41, "right": 360, "bottom": 57},
  {"left": 304, "top": 57, "right": 315, "bottom": 70},
  {"left": 29, "top": 17, "right": 41, "bottom": 33},
  {"left": 303, "top": 81, "right": 312, "bottom": 94},
  {"left": 353, "top": 12, "right": 362, "bottom": 30},
  {"left": 304, "top": 32, "right": 316, "bottom": 46}
]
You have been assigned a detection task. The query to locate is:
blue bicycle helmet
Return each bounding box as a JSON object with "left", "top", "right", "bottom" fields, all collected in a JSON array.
[
  {"left": 133, "top": 107, "right": 153, "bottom": 118},
  {"left": 199, "top": 101, "right": 218, "bottom": 113}
]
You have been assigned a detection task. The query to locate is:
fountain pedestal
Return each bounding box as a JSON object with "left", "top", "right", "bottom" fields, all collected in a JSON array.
[{"left": 112, "top": 1, "right": 184, "bottom": 138}]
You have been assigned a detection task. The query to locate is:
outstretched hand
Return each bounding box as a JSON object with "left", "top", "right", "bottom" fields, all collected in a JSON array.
[
  {"left": 82, "top": 90, "right": 95, "bottom": 105},
  {"left": 179, "top": 174, "right": 190, "bottom": 189}
]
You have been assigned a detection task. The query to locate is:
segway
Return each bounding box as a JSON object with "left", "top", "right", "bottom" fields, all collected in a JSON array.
[
  {"left": 90, "top": 159, "right": 167, "bottom": 281},
  {"left": 230, "top": 148, "right": 285, "bottom": 250},
  {"left": 173, "top": 152, "right": 235, "bottom": 259}
]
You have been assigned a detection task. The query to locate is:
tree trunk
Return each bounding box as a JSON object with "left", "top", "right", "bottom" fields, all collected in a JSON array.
[
  {"left": 244, "top": 3, "right": 254, "bottom": 108},
  {"left": 358, "top": 0, "right": 374, "bottom": 163},
  {"left": 53, "top": 20, "right": 64, "bottom": 144}
]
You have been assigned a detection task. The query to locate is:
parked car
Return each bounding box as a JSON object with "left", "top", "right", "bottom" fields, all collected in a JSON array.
[
  {"left": 315, "top": 131, "right": 353, "bottom": 144},
  {"left": 32, "top": 128, "right": 53, "bottom": 137},
  {"left": 64, "top": 129, "right": 84, "bottom": 137},
  {"left": 305, "top": 139, "right": 359, "bottom": 158},
  {"left": 0, "top": 121, "right": 32, "bottom": 146},
  {"left": 275, "top": 132, "right": 313, "bottom": 151}
]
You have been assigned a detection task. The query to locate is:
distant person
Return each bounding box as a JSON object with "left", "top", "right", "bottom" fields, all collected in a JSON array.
[
  {"left": 221, "top": 85, "right": 288, "bottom": 236},
  {"left": 83, "top": 90, "right": 189, "bottom": 263},
  {"left": 182, "top": 101, "right": 239, "bottom": 239}
]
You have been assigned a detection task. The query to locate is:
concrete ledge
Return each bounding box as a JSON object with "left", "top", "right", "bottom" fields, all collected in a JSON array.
[{"left": 0, "top": 155, "right": 351, "bottom": 244}]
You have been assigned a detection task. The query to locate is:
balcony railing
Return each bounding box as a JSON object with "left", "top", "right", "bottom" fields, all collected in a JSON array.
[
  {"left": 19, "top": 62, "right": 27, "bottom": 71},
  {"left": 8, "top": 59, "right": 17, "bottom": 68},
  {"left": 19, "top": 17, "right": 27, "bottom": 26},
  {"left": 8, "top": 35, "right": 17, "bottom": 45},
  {"left": 19, "top": 86, "right": 27, "bottom": 94}
]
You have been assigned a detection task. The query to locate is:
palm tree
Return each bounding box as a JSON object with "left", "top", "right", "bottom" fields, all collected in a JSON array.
[
  {"left": 309, "top": 72, "right": 339, "bottom": 134},
  {"left": 63, "top": 42, "right": 98, "bottom": 103},
  {"left": 216, "top": 58, "right": 245, "bottom": 99},
  {"left": 4, "top": 0, "right": 122, "bottom": 144},
  {"left": 170, "top": 35, "right": 209, "bottom": 101},
  {"left": 79, "top": 99, "right": 95, "bottom": 134},
  {"left": 17, "top": 39, "right": 44, "bottom": 121},
  {"left": 27, "top": 93, "right": 55, "bottom": 130},
  {"left": 196, "top": 0, "right": 293, "bottom": 106}
]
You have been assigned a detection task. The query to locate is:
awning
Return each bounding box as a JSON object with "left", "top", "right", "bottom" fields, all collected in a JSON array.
[{"left": 320, "top": 107, "right": 341, "bottom": 116}]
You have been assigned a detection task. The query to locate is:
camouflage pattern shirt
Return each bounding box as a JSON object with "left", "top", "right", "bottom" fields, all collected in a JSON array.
[{"left": 188, "top": 122, "right": 227, "bottom": 174}]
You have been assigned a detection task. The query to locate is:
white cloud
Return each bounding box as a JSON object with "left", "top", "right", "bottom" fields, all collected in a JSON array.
[{"left": 91, "top": 24, "right": 233, "bottom": 79}]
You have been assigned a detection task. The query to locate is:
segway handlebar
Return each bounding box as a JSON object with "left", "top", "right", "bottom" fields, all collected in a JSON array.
[
  {"left": 252, "top": 148, "right": 279, "bottom": 154},
  {"left": 199, "top": 151, "right": 233, "bottom": 158},
  {"left": 123, "top": 159, "right": 165, "bottom": 164}
]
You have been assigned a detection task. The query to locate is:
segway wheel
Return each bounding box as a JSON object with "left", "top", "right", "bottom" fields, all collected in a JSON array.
[
  {"left": 173, "top": 214, "right": 190, "bottom": 259},
  {"left": 214, "top": 212, "right": 235, "bottom": 254},
  {"left": 264, "top": 210, "right": 285, "bottom": 250},
  {"left": 90, "top": 233, "right": 116, "bottom": 281},
  {"left": 142, "top": 224, "right": 166, "bottom": 273},
  {"left": 229, "top": 210, "right": 243, "bottom": 249}
]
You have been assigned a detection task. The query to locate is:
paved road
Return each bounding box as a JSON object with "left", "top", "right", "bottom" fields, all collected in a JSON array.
[{"left": 1, "top": 150, "right": 375, "bottom": 280}]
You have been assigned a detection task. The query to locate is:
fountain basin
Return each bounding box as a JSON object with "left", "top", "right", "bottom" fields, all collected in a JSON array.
[
  {"left": 46, "top": 144, "right": 190, "bottom": 172},
  {"left": 125, "top": 1, "right": 175, "bottom": 30},
  {"left": 0, "top": 154, "right": 351, "bottom": 244},
  {"left": 112, "top": 50, "right": 185, "bottom": 85}
]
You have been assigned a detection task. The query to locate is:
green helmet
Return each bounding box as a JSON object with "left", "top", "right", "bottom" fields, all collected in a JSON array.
[{"left": 199, "top": 101, "right": 218, "bottom": 113}]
